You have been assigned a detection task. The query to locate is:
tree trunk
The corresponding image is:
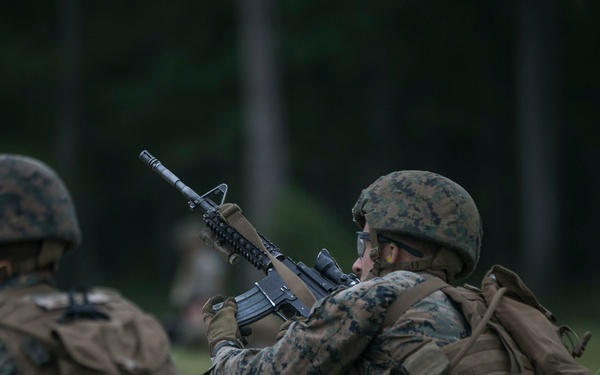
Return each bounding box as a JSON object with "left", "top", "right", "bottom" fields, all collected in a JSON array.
[
  {"left": 237, "top": 0, "right": 289, "bottom": 286},
  {"left": 55, "top": 0, "right": 102, "bottom": 287},
  {"left": 516, "top": 0, "right": 560, "bottom": 295}
]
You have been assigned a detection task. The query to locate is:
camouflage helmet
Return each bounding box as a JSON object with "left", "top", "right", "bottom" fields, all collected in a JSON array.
[
  {"left": 0, "top": 154, "right": 81, "bottom": 253},
  {"left": 352, "top": 170, "right": 482, "bottom": 279}
]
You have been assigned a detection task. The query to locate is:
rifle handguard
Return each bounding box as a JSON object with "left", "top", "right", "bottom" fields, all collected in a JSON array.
[{"left": 200, "top": 226, "right": 239, "bottom": 265}]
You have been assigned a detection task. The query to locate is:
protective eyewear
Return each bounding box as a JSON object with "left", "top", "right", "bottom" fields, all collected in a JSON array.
[{"left": 356, "top": 231, "right": 424, "bottom": 259}]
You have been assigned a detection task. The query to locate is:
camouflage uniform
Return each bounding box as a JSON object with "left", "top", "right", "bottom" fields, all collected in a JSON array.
[
  {"left": 209, "top": 270, "right": 469, "bottom": 374},
  {"left": 204, "top": 170, "right": 482, "bottom": 374},
  {"left": 0, "top": 275, "right": 178, "bottom": 374},
  {"left": 0, "top": 154, "right": 178, "bottom": 374}
]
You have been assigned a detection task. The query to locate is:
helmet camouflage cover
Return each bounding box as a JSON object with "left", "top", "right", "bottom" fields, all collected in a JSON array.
[
  {"left": 0, "top": 154, "right": 81, "bottom": 252},
  {"left": 352, "top": 170, "right": 482, "bottom": 279}
]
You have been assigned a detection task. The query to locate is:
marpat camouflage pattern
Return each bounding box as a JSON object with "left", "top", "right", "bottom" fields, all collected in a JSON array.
[{"left": 209, "top": 270, "right": 469, "bottom": 374}]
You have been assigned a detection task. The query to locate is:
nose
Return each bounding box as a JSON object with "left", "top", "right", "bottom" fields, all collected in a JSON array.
[{"left": 352, "top": 257, "right": 363, "bottom": 276}]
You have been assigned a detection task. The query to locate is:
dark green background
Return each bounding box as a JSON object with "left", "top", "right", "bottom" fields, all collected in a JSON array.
[{"left": 1, "top": 2, "right": 598, "bottom": 349}]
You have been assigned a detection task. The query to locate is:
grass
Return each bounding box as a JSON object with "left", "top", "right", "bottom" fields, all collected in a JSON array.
[
  {"left": 549, "top": 296, "right": 600, "bottom": 373},
  {"left": 170, "top": 319, "right": 600, "bottom": 374},
  {"left": 564, "top": 321, "right": 600, "bottom": 373},
  {"left": 171, "top": 346, "right": 212, "bottom": 375}
]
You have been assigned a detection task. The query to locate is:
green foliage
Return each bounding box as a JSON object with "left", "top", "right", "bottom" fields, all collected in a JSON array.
[{"left": 265, "top": 184, "right": 357, "bottom": 273}]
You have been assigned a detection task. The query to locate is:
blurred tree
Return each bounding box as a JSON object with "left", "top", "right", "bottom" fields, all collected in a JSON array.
[
  {"left": 237, "top": 0, "right": 290, "bottom": 287},
  {"left": 516, "top": 0, "right": 560, "bottom": 295},
  {"left": 238, "top": 0, "right": 289, "bottom": 225},
  {"left": 54, "top": 0, "right": 104, "bottom": 287},
  {"left": 1, "top": 1, "right": 599, "bottom": 315}
]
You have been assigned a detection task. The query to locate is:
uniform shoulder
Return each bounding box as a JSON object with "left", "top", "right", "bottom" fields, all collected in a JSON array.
[
  {"left": 329, "top": 274, "right": 409, "bottom": 308},
  {"left": 382, "top": 270, "right": 429, "bottom": 290},
  {"left": 333, "top": 271, "right": 429, "bottom": 306},
  {"left": 87, "top": 286, "right": 159, "bottom": 317},
  {"left": 352, "top": 271, "right": 426, "bottom": 293},
  {"left": 19, "top": 287, "right": 122, "bottom": 311}
]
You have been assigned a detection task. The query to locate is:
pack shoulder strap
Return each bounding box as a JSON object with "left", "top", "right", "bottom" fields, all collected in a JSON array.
[
  {"left": 446, "top": 286, "right": 508, "bottom": 371},
  {"left": 382, "top": 275, "right": 449, "bottom": 328}
]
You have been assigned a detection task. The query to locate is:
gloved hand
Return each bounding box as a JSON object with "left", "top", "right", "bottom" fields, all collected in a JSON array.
[
  {"left": 202, "top": 295, "right": 249, "bottom": 352},
  {"left": 275, "top": 317, "right": 307, "bottom": 342},
  {"left": 239, "top": 325, "right": 253, "bottom": 346}
]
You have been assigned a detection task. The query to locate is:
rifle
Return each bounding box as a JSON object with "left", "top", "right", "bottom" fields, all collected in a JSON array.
[{"left": 139, "top": 150, "right": 359, "bottom": 326}]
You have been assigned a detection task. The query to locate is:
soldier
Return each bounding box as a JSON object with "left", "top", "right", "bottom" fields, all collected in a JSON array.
[
  {"left": 0, "top": 154, "right": 178, "bottom": 374},
  {"left": 202, "top": 170, "right": 482, "bottom": 374},
  {"left": 168, "top": 217, "right": 226, "bottom": 347}
]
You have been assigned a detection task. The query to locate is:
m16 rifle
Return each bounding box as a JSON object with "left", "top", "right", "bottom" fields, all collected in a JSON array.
[{"left": 139, "top": 150, "right": 359, "bottom": 326}]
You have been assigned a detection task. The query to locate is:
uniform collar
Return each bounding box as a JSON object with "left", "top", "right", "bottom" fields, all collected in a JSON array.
[{"left": 0, "top": 273, "right": 53, "bottom": 292}]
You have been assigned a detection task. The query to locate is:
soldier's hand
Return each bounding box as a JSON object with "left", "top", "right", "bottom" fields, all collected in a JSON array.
[
  {"left": 202, "top": 295, "right": 246, "bottom": 352},
  {"left": 276, "top": 316, "right": 307, "bottom": 342},
  {"left": 239, "top": 325, "right": 253, "bottom": 346}
]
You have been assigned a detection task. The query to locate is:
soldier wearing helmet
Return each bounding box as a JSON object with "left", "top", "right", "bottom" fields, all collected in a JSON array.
[
  {"left": 0, "top": 154, "right": 82, "bottom": 279},
  {"left": 201, "top": 170, "right": 481, "bottom": 375},
  {"left": 351, "top": 170, "right": 482, "bottom": 283},
  {"left": 0, "top": 154, "right": 178, "bottom": 374}
]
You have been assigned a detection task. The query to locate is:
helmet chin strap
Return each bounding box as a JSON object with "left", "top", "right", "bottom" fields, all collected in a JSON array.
[
  {"left": 366, "top": 227, "right": 421, "bottom": 279},
  {"left": 367, "top": 236, "right": 462, "bottom": 282},
  {"left": 0, "top": 241, "right": 65, "bottom": 281},
  {"left": 368, "top": 227, "right": 425, "bottom": 279},
  {"left": 366, "top": 227, "right": 382, "bottom": 280},
  {"left": 38, "top": 240, "right": 65, "bottom": 271},
  {"left": 429, "top": 248, "right": 463, "bottom": 282}
]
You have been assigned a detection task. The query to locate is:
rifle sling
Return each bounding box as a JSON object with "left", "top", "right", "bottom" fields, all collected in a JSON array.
[
  {"left": 382, "top": 276, "right": 448, "bottom": 328},
  {"left": 218, "top": 203, "right": 318, "bottom": 310}
]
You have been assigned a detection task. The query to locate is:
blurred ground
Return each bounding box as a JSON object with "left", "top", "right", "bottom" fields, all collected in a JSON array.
[{"left": 171, "top": 314, "right": 282, "bottom": 374}]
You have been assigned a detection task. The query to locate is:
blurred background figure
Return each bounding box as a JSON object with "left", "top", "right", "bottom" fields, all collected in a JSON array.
[
  {"left": 168, "top": 217, "right": 226, "bottom": 347},
  {"left": 0, "top": 154, "right": 178, "bottom": 374},
  {"left": 166, "top": 216, "right": 284, "bottom": 349}
]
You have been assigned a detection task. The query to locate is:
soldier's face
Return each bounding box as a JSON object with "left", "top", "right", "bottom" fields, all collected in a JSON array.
[{"left": 352, "top": 224, "right": 375, "bottom": 281}]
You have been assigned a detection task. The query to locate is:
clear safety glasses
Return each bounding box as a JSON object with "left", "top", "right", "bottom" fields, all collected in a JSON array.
[{"left": 356, "top": 231, "right": 424, "bottom": 259}]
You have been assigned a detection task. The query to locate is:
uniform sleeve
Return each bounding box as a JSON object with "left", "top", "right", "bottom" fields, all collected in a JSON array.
[{"left": 210, "top": 280, "right": 397, "bottom": 375}]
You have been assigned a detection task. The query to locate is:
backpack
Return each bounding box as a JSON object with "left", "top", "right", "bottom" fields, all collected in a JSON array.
[
  {"left": 0, "top": 283, "right": 177, "bottom": 374},
  {"left": 384, "top": 265, "right": 592, "bottom": 375}
]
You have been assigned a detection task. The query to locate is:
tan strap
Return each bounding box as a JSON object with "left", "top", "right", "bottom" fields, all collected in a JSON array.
[
  {"left": 448, "top": 286, "right": 508, "bottom": 371},
  {"left": 218, "top": 203, "right": 318, "bottom": 309},
  {"left": 403, "top": 341, "right": 449, "bottom": 375},
  {"left": 382, "top": 276, "right": 449, "bottom": 328}
]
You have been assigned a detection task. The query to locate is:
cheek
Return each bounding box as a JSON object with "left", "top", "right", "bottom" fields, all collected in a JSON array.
[{"left": 361, "top": 254, "right": 374, "bottom": 273}]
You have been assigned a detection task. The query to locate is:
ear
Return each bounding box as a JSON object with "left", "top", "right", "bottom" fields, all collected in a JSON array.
[{"left": 385, "top": 243, "right": 400, "bottom": 264}]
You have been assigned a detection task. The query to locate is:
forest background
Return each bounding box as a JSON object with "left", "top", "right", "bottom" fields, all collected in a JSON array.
[{"left": 1, "top": 0, "right": 599, "bottom": 370}]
